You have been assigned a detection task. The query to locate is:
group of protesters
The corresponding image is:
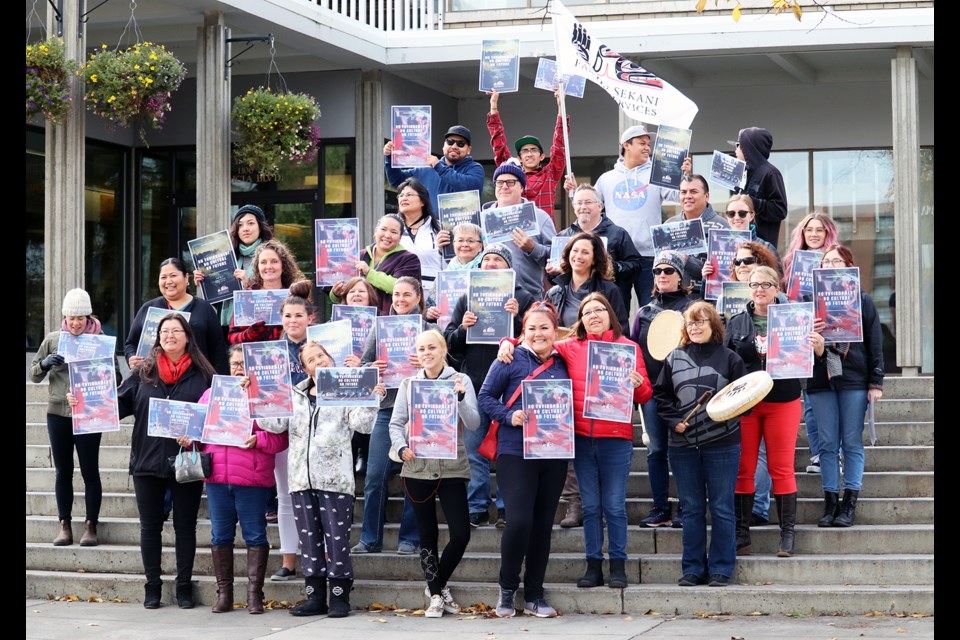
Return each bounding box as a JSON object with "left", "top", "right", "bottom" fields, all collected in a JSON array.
[{"left": 31, "top": 87, "right": 883, "bottom": 616}]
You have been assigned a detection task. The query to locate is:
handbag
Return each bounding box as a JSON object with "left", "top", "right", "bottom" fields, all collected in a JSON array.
[
  {"left": 167, "top": 443, "right": 212, "bottom": 483},
  {"left": 478, "top": 356, "right": 555, "bottom": 461}
]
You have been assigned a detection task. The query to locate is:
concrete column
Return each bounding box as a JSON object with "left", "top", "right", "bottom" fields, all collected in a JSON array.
[
  {"left": 44, "top": 0, "right": 86, "bottom": 333},
  {"left": 891, "top": 47, "right": 921, "bottom": 375},
  {"left": 195, "top": 13, "right": 231, "bottom": 236},
  {"left": 355, "top": 70, "right": 384, "bottom": 239}
]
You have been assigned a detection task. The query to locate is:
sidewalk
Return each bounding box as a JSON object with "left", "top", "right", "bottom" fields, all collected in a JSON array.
[{"left": 26, "top": 598, "right": 935, "bottom": 640}]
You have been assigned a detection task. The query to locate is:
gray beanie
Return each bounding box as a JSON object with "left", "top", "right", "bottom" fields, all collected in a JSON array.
[
  {"left": 480, "top": 243, "right": 513, "bottom": 269},
  {"left": 62, "top": 288, "right": 92, "bottom": 317},
  {"left": 654, "top": 250, "right": 685, "bottom": 275}
]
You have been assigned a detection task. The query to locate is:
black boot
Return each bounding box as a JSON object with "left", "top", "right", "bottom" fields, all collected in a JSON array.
[
  {"left": 143, "top": 581, "right": 162, "bottom": 609},
  {"left": 607, "top": 558, "right": 628, "bottom": 589},
  {"left": 290, "top": 576, "right": 328, "bottom": 617},
  {"left": 817, "top": 491, "right": 840, "bottom": 527},
  {"left": 576, "top": 558, "right": 604, "bottom": 588},
  {"left": 176, "top": 582, "right": 195, "bottom": 609},
  {"left": 327, "top": 578, "right": 352, "bottom": 618},
  {"left": 734, "top": 493, "right": 754, "bottom": 556},
  {"left": 833, "top": 489, "right": 860, "bottom": 527},
  {"left": 775, "top": 493, "right": 797, "bottom": 557}
]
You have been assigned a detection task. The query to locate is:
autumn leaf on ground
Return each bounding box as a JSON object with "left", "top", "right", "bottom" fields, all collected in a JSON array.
[
  {"left": 896, "top": 629, "right": 907, "bottom": 633},
  {"left": 411, "top": 608, "right": 426, "bottom": 616},
  {"left": 865, "top": 611, "right": 886, "bottom": 617},
  {"left": 748, "top": 611, "right": 764, "bottom": 616},
  {"left": 624, "top": 615, "right": 635, "bottom": 620},
  {"left": 86, "top": 596, "right": 103, "bottom": 603}
]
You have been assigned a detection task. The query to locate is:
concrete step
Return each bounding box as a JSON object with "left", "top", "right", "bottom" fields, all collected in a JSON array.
[
  {"left": 26, "top": 422, "right": 134, "bottom": 446},
  {"left": 23, "top": 570, "right": 935, "bottom": 615},
  {"left": 24, "top": 466, "right": 934, "bottom": 499},
  {"left": 24, "top": 515, "right": 934, "bottom": 555},
  {"left": 26, "top": 489, "right": 934, "bottom": 525},
  {"left": 24, "top": 542, "right": 933, "bottom": 586}
]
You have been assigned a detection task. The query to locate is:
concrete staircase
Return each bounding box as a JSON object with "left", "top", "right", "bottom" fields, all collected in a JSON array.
[{"left": 25, "top": 377, "right": 934, "bottom": 614}]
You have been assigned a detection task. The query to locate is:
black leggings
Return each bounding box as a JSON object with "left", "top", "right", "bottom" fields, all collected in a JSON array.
[
  {"left": 132, "top": 475, "right": 203, "bottom": 587},
  {"left": 47, "top": 413, "right": 102, "bottom": 523},
  {"left": 496, "top": 454, "right": 567, "bottom": 600},
  {"left": 405, "top": 477, "right": 471, "bottom": 596}
]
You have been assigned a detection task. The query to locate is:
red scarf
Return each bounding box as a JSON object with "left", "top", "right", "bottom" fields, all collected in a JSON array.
[{"left": 157, "top": 351, "right": 193, "bottom": 385}]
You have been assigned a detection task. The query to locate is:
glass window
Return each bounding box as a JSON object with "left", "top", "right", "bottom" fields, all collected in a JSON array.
[
  {"left": 25, "top": 130, "right": 45, "bottom": 349},
  {"left": 139, "top": 153, "right": 173, "bottom": 306},
  {"left": 85, "top": 143, "right": 127, "bottom": 340}
]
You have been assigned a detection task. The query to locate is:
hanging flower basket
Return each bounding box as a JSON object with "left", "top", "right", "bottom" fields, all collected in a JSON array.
[
  {"left": 232, "top": 87, "right": 321, "bottom": 177},
  {"left": 82, "top": 41, "right": 186, "bottom": 142},
  {"left": 26, "top": 38, "right": 76, "bottom": 124}
]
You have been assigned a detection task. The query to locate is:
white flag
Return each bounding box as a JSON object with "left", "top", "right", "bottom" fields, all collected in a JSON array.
[{"left": 549, "top": 0, "right": 698, "bottom": 128}]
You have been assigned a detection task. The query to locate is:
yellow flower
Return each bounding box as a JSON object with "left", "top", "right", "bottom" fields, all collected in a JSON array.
[
  {"left": 149, "top": 53, "right": 158, "bottom": 60},
  {"left": 90, "top": 74, "right": 98, "bottom": 83},
  {"left": 108, "top": 95, "right": 115, "bottom": 102},
  {"left": 101, "top": 44, "right": 107, "bottom": 49},
  {"left": 134, "top": 64, "right": 140, "bottom": 70},
  {"left": 145, "top": 78, "right": 154, "bottom": 85}
]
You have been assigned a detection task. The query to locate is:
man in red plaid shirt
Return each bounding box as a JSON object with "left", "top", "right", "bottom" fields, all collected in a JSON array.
[{"left": 486, "top": 90, "right": 570, "bottom": 223}]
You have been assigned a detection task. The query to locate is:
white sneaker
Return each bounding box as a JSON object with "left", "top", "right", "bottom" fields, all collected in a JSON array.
[
  {"left": 440, "top": 586, "right": 461, "bottom": 614},
  {"left": 425, "top": 594, "right": 444, "bottom": 618}
]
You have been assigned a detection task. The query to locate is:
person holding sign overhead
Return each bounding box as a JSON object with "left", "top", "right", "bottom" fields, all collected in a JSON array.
[
  {"left": 487, "top": 89, "right": 569, "bottom": 219},
  {"left": 384, "top": 125, "right": 485, "bottom": 216},
  {"left": 104, "top": 313, "right": 216, "bottom": 609},
  {"left": 124, "top": 257, "right": 228, "bottom": 374},
  {"left": 388, "top": 330, "right": 480, "bottom": 619},
  {"left": 807, "top": 245, "right": 884, "bottom": 529},
  {"left": 30, "top": 288, "right": 112, "bottom": 548}
]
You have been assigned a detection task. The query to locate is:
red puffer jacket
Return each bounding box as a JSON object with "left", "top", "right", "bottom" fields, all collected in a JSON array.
[{"left": 554, "top": 330, "right": 653, "bottom": 440}]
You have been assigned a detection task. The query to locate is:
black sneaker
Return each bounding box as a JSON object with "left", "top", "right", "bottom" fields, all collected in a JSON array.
[
  {"left": 469, "top": 512, "right": 489, "bottom": 528},
  {"left": 677, "top": 573, "right": 704, "bottom": 587},
  {"left": 671, "top": 506, "right": 684, "bottom": 529},
  {"left": 495, "top": 508, "right": 506, "bottom": 528},
  {"left": 708, "top": 574, "right": 730, "bottom": 587},
  {"left": 638, "top": 506, "right": 672, "bottom": 528}
]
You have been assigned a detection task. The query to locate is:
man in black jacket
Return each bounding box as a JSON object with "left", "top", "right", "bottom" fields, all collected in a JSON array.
[
  {"left": 731, "top": 127, "right": 788, "bottom": 249},
  {"left": 547, "top": 184, "right": 641, "bottom": 311}
]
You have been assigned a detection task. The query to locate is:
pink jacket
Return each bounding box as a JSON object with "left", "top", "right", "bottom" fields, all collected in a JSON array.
[
  {"left": 554, "top": 330, "right": 653, "bottom": 440},
  {"left": 197, "top": 388, "right": 289, "bottom": 487}
]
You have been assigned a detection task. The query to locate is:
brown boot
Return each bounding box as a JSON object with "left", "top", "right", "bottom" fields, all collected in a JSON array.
[
  {"left": 53, "top": 520, "right": 73, "bottom": 546},
  {"left": 560, "top": 499, "right": 583, "bottom": 528},
  {"left": 79, "top": 521, "right": 98, "bottom": 547},
  {"left": 246, "top": 545, "right": 271, "bottom": 614},
  {"left": 210, "top": 545, "right": 235, "bottom": 613}
]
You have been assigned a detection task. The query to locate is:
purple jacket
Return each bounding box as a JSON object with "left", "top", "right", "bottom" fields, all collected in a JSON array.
[{"left": 197, "top": 388, "right": 289, "bottom": 487}]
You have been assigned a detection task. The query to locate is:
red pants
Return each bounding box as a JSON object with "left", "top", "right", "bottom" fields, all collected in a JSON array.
[{"left": 735, "top": 399, "right": 801, "bottom": 495}]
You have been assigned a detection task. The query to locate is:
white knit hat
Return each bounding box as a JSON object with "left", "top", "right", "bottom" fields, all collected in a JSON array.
[{"left": 62, "top": 288, "right": 92, "bottom": 316}]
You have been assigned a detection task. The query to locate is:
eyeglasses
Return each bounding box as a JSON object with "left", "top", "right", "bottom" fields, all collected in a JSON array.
[
  {"left": 748, "top": 281, "right": 777, "bottom": 290},
  {"left": 725, "top": 210, "right": 751, "bottom": 219},
  {"left": 495, "top": 179, "right": 520, "bottom": 189},
  {"left": 518, "top": 148, "right": 541, "bottom": 156},
  {"left": 733, "top": 256, "right": 759, "bottom": 266},
  {"left": 821, "top": 258, "right": 848, "bottom": 267},
  {"left": 229, "top": 361, "right": 245, "bottom": 371},
  {"left": 582, "top": 307, "right": 609, "bottom": 318},
  {"left": 445, "top": 138, "right": 468, "bottom": 148},
  {"left": 159, "top": 329, "right": 185, "bottom": 336},
  {"left": 685, "top": 319, "right": 707, "bottom": 328},
  {"left": 652, "top": 267, "right": 677, "bottom": 276},
  {"left": 573, "top": 200, "right": 599, "bottom": 208},
  {"left": 398, "top": 191, "right": 419, "bottom": 200},
  {"left": 455, "top": 238, "right": 481, "bottom": 245}
]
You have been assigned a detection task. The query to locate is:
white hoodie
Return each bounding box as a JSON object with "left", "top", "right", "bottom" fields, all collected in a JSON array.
[{"left": 594, "top": 158, "right": 678, "bottom": 257}]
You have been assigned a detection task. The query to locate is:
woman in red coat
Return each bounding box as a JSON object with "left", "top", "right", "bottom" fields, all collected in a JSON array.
[{"left": 499, "top": 292, "right": 652, "bottom": 589}]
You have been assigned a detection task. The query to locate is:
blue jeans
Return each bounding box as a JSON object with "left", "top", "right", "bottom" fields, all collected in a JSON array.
[
  {"left": 642, "top": 401, "right": 671, "bottom": 509},
  {"left": 205, "top": 482, "right": 271, "bottom": 546},
  {"left": 753, "top": 439, "right": 771, "bottom": 519},
  {"left": 803, "top": 391, "right": 819, "bottom": 460},
  {"left": 807, "top": 389, "right": 868, "bottom": 493},
  {"left": 668, "top": 443, "right": 740, "bottom": 580},
  {"left": 357, "top": 407, "right": 419, "bottom": 550},
  {"left": 573, "top": 435, "right": 633, "bottom": 560},
  {"left": 463, "top": 408, "right": 503, "bottom": 514},
  {"left": 634, "top": 256, "right": 655, "bottom": 309}
]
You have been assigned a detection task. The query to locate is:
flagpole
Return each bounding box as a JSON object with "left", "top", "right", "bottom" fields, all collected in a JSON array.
[{"left": 550, "top": 0, "right": 575, "bottom": 200}]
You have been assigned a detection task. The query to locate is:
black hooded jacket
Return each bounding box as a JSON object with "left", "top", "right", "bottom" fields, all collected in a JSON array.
[{"left": 734, "top": 127, "right": 788, "bottom": 247}]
